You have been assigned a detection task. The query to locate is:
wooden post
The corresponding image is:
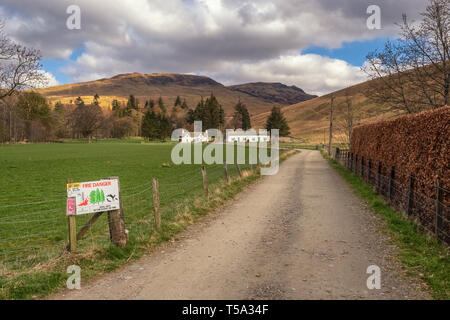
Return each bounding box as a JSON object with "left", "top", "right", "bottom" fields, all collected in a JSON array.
[
  {"left": 235, "top": 163, "right": 242, "bottom": 178},
  {"left": 328, "top": 95, "right": 335, "bottom": 155},
  {"left": 368, "top": 159, "right": 373, "bottom": 185},
  {"left": 361, "top": 156, "right": 364, "bottom": 179},
  {"left": 67, "top": 179, "right": 77, "bottom": 252},
  {"left": 377, "top": 162, "right": 382, "bottom": 194},
  {"left": 355, "top": 154, "right": 359, "bottom": 175},
  {"left": 435, "top": 179, "right": 443, "bottom": 239},
  {"left": 407, "top": 174, "right": 415, "bottom": 216},
  {"left": 107, "top": 177, "right": 127, "bottom": 247},
  {"left": 388, "top": 166, "right": 395, "bottom": 203},
  {"left": 152, "top": 178, "right": 161, "bottom": 231},
  {"left": 223, "top": 162, "right": 230, "bottom": 184},
  {"left": 201, "top": 166, "right": 209, "bottom": 198}
]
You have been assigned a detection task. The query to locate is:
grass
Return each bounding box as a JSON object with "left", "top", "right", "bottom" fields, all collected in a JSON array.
[
  {"left": 321, "top": 150, "right": 450, "bottom": 300},
  {"left": 0, "top": 139, "right": 297, "bottom": 299}
]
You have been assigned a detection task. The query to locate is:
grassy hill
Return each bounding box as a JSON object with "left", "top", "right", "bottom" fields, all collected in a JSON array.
[
  {"left": 253, "top": 78, "right": 405, "bottom": 144},
  {"left": 37, "top": 73, "right": 316, "bottom": 119}
]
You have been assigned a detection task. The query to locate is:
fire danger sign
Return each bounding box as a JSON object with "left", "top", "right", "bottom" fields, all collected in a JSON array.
[{"left": 67, "top": 179, "right": 120, "bottom": 215}]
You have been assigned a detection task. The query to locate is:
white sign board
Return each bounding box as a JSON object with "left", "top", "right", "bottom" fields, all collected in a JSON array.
[{"left": 67, "top": 179, "right": 120, "bottom": 215}]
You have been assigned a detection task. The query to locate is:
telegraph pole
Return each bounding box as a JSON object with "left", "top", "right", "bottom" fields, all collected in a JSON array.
[{"left": 328, "top": 95, "right": 335, "bottom": 156}]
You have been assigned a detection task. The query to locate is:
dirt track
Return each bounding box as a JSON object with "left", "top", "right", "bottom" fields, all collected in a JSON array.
[{"left": 52, "top": 150, "right": 429, "bottom": 300}]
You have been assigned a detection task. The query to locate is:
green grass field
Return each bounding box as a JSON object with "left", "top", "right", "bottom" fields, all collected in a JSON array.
[{"left": 0, "top": 139, "right": 288, "bottom": 299}]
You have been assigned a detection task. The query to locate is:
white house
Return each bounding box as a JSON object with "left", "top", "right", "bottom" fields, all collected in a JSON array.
[
  {"left": 226, "top": 129, "right": 270, "bottom": 143},
  {"left": 178, "top": 129, "right": 194, "bottom": 143}
]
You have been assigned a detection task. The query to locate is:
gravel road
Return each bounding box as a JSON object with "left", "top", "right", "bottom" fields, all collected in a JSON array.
[{"left": 52, "top": 150, "right": 429, "bottom": 300}]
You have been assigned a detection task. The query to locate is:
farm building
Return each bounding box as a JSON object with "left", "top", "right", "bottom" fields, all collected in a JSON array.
[{"left": 226, "top": 129, "right": 270, "bottom": 143}]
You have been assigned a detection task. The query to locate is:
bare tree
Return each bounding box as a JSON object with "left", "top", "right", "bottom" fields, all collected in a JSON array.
[
  {"left": 0, "top": 19, "right": 46, "bottom": 100},
  {"left": 335, "top": 89, "right": 360, "bottom": 145},
  {"left": 363, "top": 0, "right": 450, "bottom": 113},
  {"left": 71, "top": 104, "right": 104, "bottom": 143}
]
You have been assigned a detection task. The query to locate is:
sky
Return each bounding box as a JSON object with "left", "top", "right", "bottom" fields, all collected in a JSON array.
[{"left": 0, "top": 0, "right": 428, "bottom": 96}]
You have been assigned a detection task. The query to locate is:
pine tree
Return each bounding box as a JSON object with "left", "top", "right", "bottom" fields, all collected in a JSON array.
[
  {"left": 233, "top": 100, "right": 251, "bottom": 130},
  {"left": 158, "top": 96, "right": 166, "bottom": 113},
  {"left": 174, "top": 96, "right": 182, "bottom": 107},
  {"left": 93, "top": 94, "right": 100, "bottom": 106},
  {"left": 265, "top": 107, "right": 290, "bottom": 136}
]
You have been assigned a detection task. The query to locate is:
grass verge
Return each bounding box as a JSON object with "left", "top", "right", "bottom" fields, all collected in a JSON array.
[
  {"left": 321, "top": 150, "right": 450, "bottom": 300},
  {"left": 0, "top": 148, "right": 299, "bottom": 300}
]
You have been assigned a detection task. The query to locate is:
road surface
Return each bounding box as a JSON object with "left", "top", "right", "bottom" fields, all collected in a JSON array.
[{"left": 52, "top": 150, "right": 429, "bottom": 300}]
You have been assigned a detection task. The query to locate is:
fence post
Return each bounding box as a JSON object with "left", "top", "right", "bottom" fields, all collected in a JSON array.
[
  {"left": 224, "top": 162, "right": 230, "bottom": 184},
  {"left": 435, "top": 179, "right": 443, "bottom": 239},
  {"left": 407, "top": 174, "right": 415, "bottom": 216},
  {"left": 107, "top": 177, "right": 127, "bottom": 248},
  {"left": 361, "top": 156, "right": 365, "bottom": 179},
  {"left": 350, "top": 153, "right": 354, "bottom": 172},
  {"left": 201, "top": 165, "right": 209, "bottom": 198},
  {"left": 152, "top": 178, "right": 161, "bottom": 231},
  {"left": 67, "top": 179, "right": 77, "bottom": 252},
  {"left": 377, "top": 162, "right": 382, "bottom": 194},
  {"left": 235, "top": 163, "right": 242, "bottom": 178},
  {"left": 368, "top": 159, "right": 373, "bottom": 184},
  {"left": 355, "top": 154, "right": 359, "bottom": 175},
  {"left": 388, "top": 166, "right": 395, "bottom": 203}
]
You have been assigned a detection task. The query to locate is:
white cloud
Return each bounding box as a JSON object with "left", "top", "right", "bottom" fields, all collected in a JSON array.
[
  {"left": 207, "top": 54, "right": 367, "bottom": 96},
  {"left": 33, "top": 71, "right": 60, "bottom": 88},
  {"left": 0, "top": 0, "right": 428, "bottom": 94}
]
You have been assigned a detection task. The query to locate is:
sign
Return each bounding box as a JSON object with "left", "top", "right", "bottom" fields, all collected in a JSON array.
[
  {"left": 67, "top": 198, "right": 76, "bottom": 216},
  {"left": 67, "top": 179, "right": 120, "bottom": 215}
]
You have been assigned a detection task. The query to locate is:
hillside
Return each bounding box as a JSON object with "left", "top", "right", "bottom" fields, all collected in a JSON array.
[
  {"left": 228, "top": 82, "right": 317, "bottom": 105},
  {"left": 37, "top": 73, "right": 316, "bottom": 118},
  {"left": 253, "top": 78, "right": 405, "bottom": 144}
]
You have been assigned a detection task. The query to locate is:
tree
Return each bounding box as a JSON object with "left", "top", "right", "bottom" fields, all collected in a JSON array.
[
  {"left": 0, "top": 19, "right": 46, "bottom": 100},
  {"left": 181, "top": 99, "right": 188, "bottom": 110},
  {"left": 93, "top": 94, "right": 100, "bottom": 106},
  {"left": 126, "top": 95, "right": 139, "bottom": 113},
  {"left": 363, "top": 0, "right": 450, "bottom": 113},
  {"left": 186, "top": 94, "right": 224, "bottom": 129},
  {"left": 232, "top": 100, "right": 251, "bottom": 130},
  {"left": 141, "top": 110, "right": 172, "bottom": 140},
  {"left": 111, "top": 99, "right": 122, "bottom": 117},
  {"left": 265, "top": 107, "right": 290, "bottom": 137},
  {"left": 74, "top": 96, "right": 85, "bottom": 107},
  {"left": 158, "top": 96, "right": 166, "bottom": 113},
  {"left": 71, "top": 104, "right": 104, "bottom": 142},
  {"left": 174, "top": 95, "right": 182, "bottom": 107},
  {"left": 16, "top": 92, "right": 51, "bottom": 141}
]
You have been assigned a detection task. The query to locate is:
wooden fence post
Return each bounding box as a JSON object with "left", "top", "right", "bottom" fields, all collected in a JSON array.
[
  {"left": 355, "top": 154, "right": 359, "bottom": 175},
  {"left": 377, "top": 162, "right": 382, "bottom": 194},
  {"left": 350, "top": 153, "right": 354, "bottom": 172},
  {"left": 361, "top": 156, "right": 365, "bottom": 179},
  {"left": 201, "top": 165, "right": 209, "bottom": 198},
  {"left": 368, "top": 159, "right": 373, "bottom": 184},
  {"left": 435, "top": 179, "right": 443, "bottom": 239},
  {"left": 67, "top": 179, "right": 77, "bottom": 252},
  {"left": 407, "top": 174, "right": 415, "bottom": 216},
  {"left": 235, "top": 163, "right": 242, "bottom": 178},
  {"left": 107, "top": 177, "right": 127, "bottom": 248},
  {"left": 224, "top": 162, "right": 230, "bottom": 184},
  {"left": 388, "top": 166, "right": 395, "bottom": 203},
  {"left": 152, "top": 178, "right": 161, "bottom": 231}
]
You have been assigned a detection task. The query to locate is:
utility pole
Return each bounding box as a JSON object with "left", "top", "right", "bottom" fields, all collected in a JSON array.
[{"left": 328, "top": 95, "right": 335, "bottom": 155}]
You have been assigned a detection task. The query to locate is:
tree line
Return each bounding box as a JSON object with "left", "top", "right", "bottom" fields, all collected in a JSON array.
[{"left": 0, "top": 91, "right": 291, "bottom": 143}]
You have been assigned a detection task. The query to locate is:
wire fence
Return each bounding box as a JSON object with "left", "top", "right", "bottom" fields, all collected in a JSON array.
[
  {"left": 0, "top": 148, "right": 292, "bottom": 278},
  {"left": 325, "top": 146, "right": 450, "bottom": 245}
]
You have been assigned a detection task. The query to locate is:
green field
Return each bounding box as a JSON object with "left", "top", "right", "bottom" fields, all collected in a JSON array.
[{"left": 0, "top": 139, "right": 284, "bottom": 299}]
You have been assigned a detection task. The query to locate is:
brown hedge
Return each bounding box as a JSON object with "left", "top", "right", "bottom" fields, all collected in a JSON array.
[{"left": 350, "top": 106, "right": 450, "bottom": 206}]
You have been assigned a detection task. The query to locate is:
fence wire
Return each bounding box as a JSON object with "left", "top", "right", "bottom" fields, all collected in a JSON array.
[{"left": 331, "top": 148, "right": 450, "bottom": 245}]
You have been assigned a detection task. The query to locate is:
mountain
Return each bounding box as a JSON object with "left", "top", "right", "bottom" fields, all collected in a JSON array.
[
  {"left": 228, "top": 82, "right": 317, "bottom": 105},
  {"left": 38, "top": 73, "right": 316, "bottom": 118},
  {"left": 253, "top": 78, "right": 405, "bottom": 144}
]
